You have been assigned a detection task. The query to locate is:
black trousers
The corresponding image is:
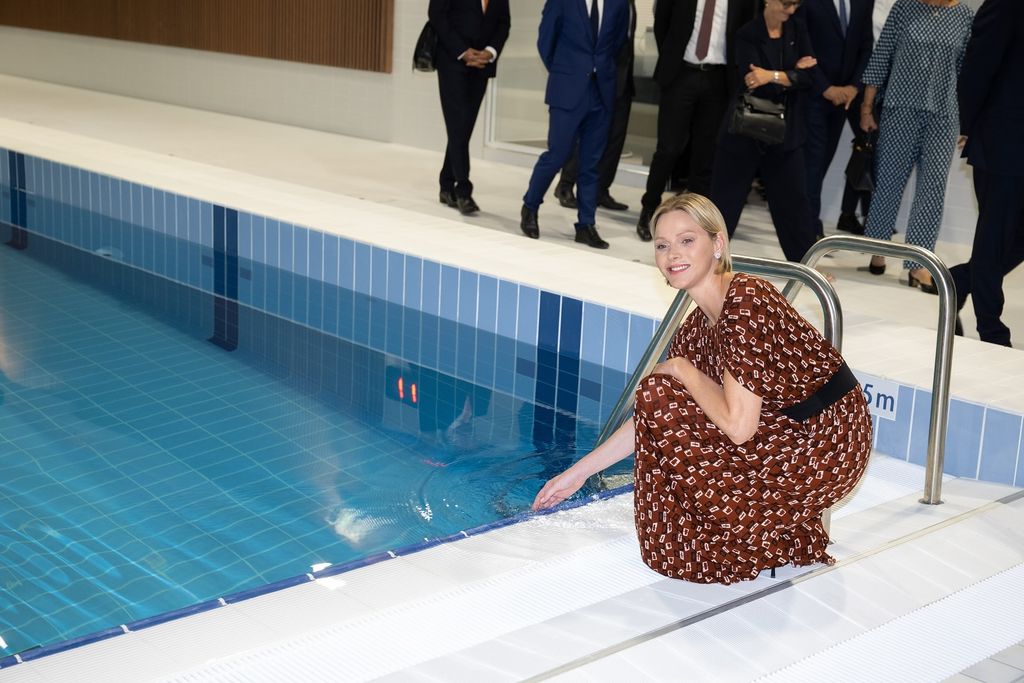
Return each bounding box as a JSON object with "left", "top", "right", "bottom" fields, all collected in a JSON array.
[
  {"left": 558, "top": 87, "right": 633, "bottom": 196},
  {"left": 711, "top": 132, "right": 816, "bottom": 263},
  {"left": 950, "top": 168, "right": 1024, "bottom": 346},
  {"left": 641, "top": 67, "right": 729, "bottom": 211},
  {"left": 804, "top": 92, "right": 872, "bottom": 236},
  {"left": 437, "top": 66, "right": 489, "bottom": 198}
]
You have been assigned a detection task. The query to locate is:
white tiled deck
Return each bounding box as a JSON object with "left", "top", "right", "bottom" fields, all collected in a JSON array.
[{"left": 1, "top": 75, "right": 1023, "bottom": 682}]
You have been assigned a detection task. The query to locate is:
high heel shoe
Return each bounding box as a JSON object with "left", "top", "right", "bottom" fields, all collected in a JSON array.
[
  {"left": 908, "top": 270, "right": 938, "bottom": 295},
  {"left": 868, "top": 257, "right": 886, "bottom": 275}
]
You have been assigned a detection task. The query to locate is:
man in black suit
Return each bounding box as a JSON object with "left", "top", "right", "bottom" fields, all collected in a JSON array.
[
  {"left": 950, "top": 0, "right": 1024, "bottom": 347},
  {"left": 553, "top": 0, "right": 637, "bottom": 213},
  {"left": 429, "top": 0, "right": 511, "bottom": 215},
  {"left": 800, "top": 0, "right": 873, "bottom": 240},
  {"left": 636, "top": 0, "right": 756, "bottom": 241}
]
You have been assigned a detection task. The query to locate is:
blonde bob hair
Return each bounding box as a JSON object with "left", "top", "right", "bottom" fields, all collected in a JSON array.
[{"left": 651, "top": 193, "right": 732, "bottom": 275}]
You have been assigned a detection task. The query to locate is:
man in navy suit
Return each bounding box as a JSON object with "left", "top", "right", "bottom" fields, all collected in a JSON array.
[
  {"left": 429, "top": 0, "right": 511, "bottom": 215},
  {"left": 950, "top": 0, "right": 1024, "bottom": 347},
  {"left": 800, "top": 0, "right": 873, "bottom": 240},
  {"left": 520, "top": 0, "right": 630, "bottom": 249}
]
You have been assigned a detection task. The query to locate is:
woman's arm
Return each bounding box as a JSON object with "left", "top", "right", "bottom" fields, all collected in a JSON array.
[
  {"left": 531, "top": 418, "right": 635, "bottom": 510},
  {"left": 860, "top": 84, "right": 879, "bottom": 131},
  {"left": 655, "top": 358, "right": 763, "bottom": 444}
]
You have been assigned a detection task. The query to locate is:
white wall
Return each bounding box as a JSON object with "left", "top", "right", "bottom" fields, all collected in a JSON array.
[{"left": 0, "top": 0, "right": 449, "bottom": 152}]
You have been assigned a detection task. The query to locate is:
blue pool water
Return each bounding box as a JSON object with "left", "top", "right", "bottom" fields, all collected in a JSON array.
[{"left": 0, "top": 229, "right": 621, "bottom": 656}]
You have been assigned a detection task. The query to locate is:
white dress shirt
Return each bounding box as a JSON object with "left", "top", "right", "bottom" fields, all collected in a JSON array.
[{"left": 683, "top": 0, "right": 728, "bottom": 65}]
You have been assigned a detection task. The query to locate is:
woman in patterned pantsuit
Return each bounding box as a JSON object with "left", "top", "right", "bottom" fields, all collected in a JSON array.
[
  {"left": 860, "top": 0, "right": 973, "bottom": 292},
  {"left": 532, "top": 194, "right": 872, "bottom": 584}
]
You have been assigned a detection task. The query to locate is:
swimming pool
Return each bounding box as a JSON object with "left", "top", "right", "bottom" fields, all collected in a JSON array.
[{"left": 0, "top": 221, "right": 634, "bottom": 657}]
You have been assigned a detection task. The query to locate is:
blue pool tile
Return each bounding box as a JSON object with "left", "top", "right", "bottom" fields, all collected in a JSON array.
[
  {"left": 421, "top": 259, "right": 441, "bottom": 316},
  {"left": 200, "top": 202, "right": 214, "bottom": 248},
  {"left": 263, "top": 219, "right": 279, "bottom": 268},
  {"left": 943, "top": 399, "right": 984, "bottom": 478},
  {"left": 494, "top": 336, "right": 516, "bottom": 395},
  {"left": 323, "top": 233, "right": 339, "bottom": 286},
  {"left": 238, "top": 212, "right": 252, "bottom": 262},
  {"left": 477, "top": 275, "right": 497, "bottom": 333},
  {"left": 908, "top": 389, "right": 933, "bottom": 467},
  {"left": 458, "top": 270, "right": 478, "bottom": 326},
  {"left": 308, "top": 229, "right": 323, "bottom": 281},
  {"left": 581, "top": 303, "right": 606, "bottom": 366},
  {"left": 187, "top": 197, "right": 201, "bottom": 246},
  {"left": 455, "top": 324, "right": 476, "bottom": 381},
  {"left": 338, "top": 237, "right": 355, "bottom": 290},
  {"left": 353, "top": 242, "right": 371, "bottom": 295},
  {"left": 559, "top": 297, "right": 583, "bottom": 360},
  {"left": 420, "top": 315, "right": 440, "bottom": 367},
  {"left": 440, "top": 265, "right": 459, "bottom": 322},
  {"left": 604, "top": 308, "right": 630, "bottom": 373},
  {"left": 497, "top": 280, "right": 518, "bottom": 340},
  {"left": 385, "top": 300, "right": 403, "bottom": 357},
  {"left": 322, "top": 283, "right": 339, "bottom": 336},
  {"left": 280, "top": 222, "right": 295, "bottom": 274},
  {"left": 517, "top": 286, "right": 540, "bottom": 344},
  {"left": 371, "top": 246, "right": 388, "bottom": 299},
  {"left": 387, "top": 250, "right": 404, "bottom": 305},
  {"left": 401, "top": 309, "right": 421, "bottom": 363},
  {"left": 627, "top": 315, "right": 656, "bottom": 369},
  {"left": 979, "top": 409, "right": 1022, "bottom": 485},
  {"left": 353, "top": 294, "right": 370, "bottom": 345},
  {"left": 438, "top": 318, "right": 458, "bottom": 375},
  {"left": 307, "top": 279, "right": 324, "bottom": 330},
  {"left": 404, "top": 255, "right": 422, "bottom": 310},
  {"left": 475, "top": 330, "right": 497, "bottom": 389},
  {"left": 293, "top": 225, "right": 309, "bottom": 277},
  {"left": 538, "top": 291, "right": 560, "bottom": 352},
  {"left": 873, "top": 384, "right": 915, "bottom": 461}
]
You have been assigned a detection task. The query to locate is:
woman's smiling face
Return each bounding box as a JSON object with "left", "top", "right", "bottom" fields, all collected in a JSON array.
[{"left": 654, "top": 210, "right": 722, "bottom": 290}]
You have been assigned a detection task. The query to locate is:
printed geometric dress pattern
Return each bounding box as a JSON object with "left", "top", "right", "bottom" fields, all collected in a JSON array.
[{"left": 633, "top": 274, "right": 872, "bottom": 583}]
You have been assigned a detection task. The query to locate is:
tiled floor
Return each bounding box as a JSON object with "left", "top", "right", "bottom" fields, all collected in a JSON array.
[{"left": 1, "top": 75, "right": 1023, "bottom": 681}]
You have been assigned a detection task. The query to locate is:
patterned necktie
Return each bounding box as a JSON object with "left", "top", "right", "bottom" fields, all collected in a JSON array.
[
  {"left": 591, "top": 0, "right": 600, "bottom": 44},
  {"left": 695, "top": 0, "right": 716, "bottom": 61},
  {"left": 838, "top": 0, "right": 848, "bottom": 36}
]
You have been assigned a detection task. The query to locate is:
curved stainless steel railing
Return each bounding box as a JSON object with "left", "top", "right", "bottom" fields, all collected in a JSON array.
[
  {"left": 596, "top": 255, "right": 842, "bottom": 446},
  {"left": 781, "top": 234, "right": 956, "bottom": 505}
]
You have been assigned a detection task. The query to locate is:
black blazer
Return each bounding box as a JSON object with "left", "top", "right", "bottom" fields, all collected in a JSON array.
[
  {"left": 798, "top": 0, "right": 873, "bottom": 95},
  {"left": 732, "top": 13, "right": 816, "bottom": 150},
  {"left": 653, "top": 0, "right": 758, "bottom": 89},
  {"left": 958, "top": 0, "right": 1024, "bottom": 177},
  {"left": 616, "top": 0, "right": 638, "bottom": 98},
  {"left": 428, "top": 0, "right": 511, "bottom": 78}
]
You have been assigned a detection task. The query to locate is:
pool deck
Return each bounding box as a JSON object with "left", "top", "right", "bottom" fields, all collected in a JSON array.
[{"left": 1, "top": 75, "right": 1023, "bottom": 682}]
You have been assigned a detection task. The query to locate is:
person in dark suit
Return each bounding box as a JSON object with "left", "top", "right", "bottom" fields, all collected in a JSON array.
[
  {"left": 429, "top": 0, "right": 511, "bottom": 215},
  {"left": 520, "top": 0, "right": 630, "bottom": 249},
  {"left": 636, "top": 0, "right": 757, "bottom": 241},
  {"left": 800, "top": 0, "right": 873, "bottom": 240},
  {"left": 950, "top": 0, "right": 1024, "bottom": 347},
  {"left": 709, "top": 0, "right": 819, "bottom": 263},
  {"left": 553, "top": 0, "right": 637, "bottom": 212}
]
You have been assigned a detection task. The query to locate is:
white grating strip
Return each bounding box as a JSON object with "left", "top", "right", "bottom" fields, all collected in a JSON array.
[{"left": 755, "top": 562, "right": 1024, "bottom": 683}]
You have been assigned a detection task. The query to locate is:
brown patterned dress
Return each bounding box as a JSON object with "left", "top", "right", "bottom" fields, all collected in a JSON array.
[{"left": 633, "top": 273, "right": 872, "bottom": 584}]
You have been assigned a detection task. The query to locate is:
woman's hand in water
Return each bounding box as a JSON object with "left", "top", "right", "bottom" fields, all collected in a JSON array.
[{"left": 532, "top": 467, "right": 587, "bottom": 511}]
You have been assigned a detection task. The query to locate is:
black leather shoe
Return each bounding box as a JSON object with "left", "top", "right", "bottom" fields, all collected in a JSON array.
[
  {"left": 553, "top": 184, "right": 577, "bottom": 209},
  {"left": 574, "top": 224, "right": 609, "bottom": 249},
  {"left": 520, "top": 205, "right": 540, "bottom": 239},
  {"left": 836, "top": 212, "right": 865, "bottom": 235},
  {"left": 636, "top": 208, "right": 654, "bottom": 242},
  {"left": 868, "top": 256, "right": 886, "bottom": 275},
  {"left": 456, "top": 196, "right": 480, "bottom": 215},
  {"left": 597, "top": 193, "right": 629, "bottom": 211},
  {"left": 439, "top": 190, "right": 457, "bottom": 208}
]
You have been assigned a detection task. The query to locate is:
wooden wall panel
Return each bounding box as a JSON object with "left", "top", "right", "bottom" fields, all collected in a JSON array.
[{"left": 0, "top": 0, "right": 394, "bottom": 73}]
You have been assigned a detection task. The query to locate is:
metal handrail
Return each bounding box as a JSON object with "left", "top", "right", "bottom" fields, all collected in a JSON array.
[
  {"left": 781, "top": 234, "right": 956, "bottom": 505},
  {"left": 597, "top": 256, "right": 843, "bottom": 444}
]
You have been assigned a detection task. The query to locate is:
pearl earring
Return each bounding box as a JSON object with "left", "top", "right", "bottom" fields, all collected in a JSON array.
[{"left": 714, "top": 252, "right": 721, "bottom": 260}]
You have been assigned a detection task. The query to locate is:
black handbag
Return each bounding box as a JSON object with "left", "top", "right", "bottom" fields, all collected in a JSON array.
[
  {"left": 845, "top": 134, "right": 876, "bottom": 192},
  {"left": 729, "top": 93, "right": 787, "bottom": 145},
  {"left": 413, "top": 21, "right": 439, "bottom": 72}
]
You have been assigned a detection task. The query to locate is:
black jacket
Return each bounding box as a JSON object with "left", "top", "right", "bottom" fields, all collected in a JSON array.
[
  {"left": 653, "top": 0, "right": 758, "bottom": 89},
  {"left": 731, "top": 13, "right": 817, "bottom": 150},
  {"left": 428, "top": 0, "right": 511, "bottom": 78}
]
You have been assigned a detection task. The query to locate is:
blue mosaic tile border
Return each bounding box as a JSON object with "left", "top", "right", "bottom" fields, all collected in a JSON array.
[{"left": 2, "top": 148, "right": 1021, "bottom": 489}]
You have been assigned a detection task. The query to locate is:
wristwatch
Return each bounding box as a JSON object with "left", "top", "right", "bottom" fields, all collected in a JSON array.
[{"left": 773, "top": 71, "right": 780, "bottom": 83}]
